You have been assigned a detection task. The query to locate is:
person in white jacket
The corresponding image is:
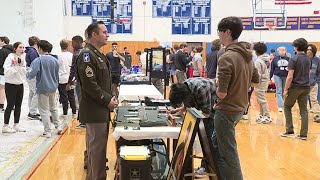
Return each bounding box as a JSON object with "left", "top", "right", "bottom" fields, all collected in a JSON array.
[
  {"left": 253, "top": 42, "right": 272, "bottom": 124},
  {"left": 2, "top": 42, "right": 27, "bottom": 133}
]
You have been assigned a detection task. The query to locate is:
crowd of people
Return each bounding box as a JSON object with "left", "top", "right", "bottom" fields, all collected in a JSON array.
[
  {"left": 1, "top": 15, "right": 320, "bottom": 179},
  {"left": 166, "top": 16, "right": 319, "bottom": 179}
]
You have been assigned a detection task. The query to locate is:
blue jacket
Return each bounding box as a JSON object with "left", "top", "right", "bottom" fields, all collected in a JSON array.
[
  {"left": 25, "top": 47, "right": 39, "bottom": 67},
  {"left": 26, "top": 55, "right": 59, "bottom": 94},
  {"left": 310, "top": 56, "right": 320, "bottom": 86},
  {"left": 270, "top": 55, "right": 290, "bottom": 79}
]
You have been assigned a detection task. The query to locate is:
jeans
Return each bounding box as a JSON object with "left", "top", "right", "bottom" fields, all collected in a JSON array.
[
  {"left": 317, "top": 82, "right": 320, "bottom": 104},
  {"left": 310, "top": 84, "right": 320, "bottom": 115},
  {"left": 200, "top": 109, "right": 225, "bottom": 179},
  {"left": 284, "top": 88, "right": 310, "bottom": 136},
  {"left": 274, "top": 75, "right": 287, "bottom": 108},
  {"left": 58, "top": 83, "right": 76, "bottom": 115},
  {"left": 214, "top": 110, "right": 243, "bottom": 180},
  {"left": 75, "top": 81, "right": 81, "bottom": 100}
]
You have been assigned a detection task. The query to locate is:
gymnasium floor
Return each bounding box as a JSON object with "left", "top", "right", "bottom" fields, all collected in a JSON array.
[{"left": 1, "top": 90, "right": 320, "bottom": 180}]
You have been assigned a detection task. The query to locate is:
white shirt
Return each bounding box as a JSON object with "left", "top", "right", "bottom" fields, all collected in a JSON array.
[
  {"left": 3, "top": 53, "right": 27, "bottom": 84},
  {"left": 58, "top": 51, "right": 73, "bottom": 84},
  {"left": 140, "top": 52, "right": 147, "bottom": 69}
]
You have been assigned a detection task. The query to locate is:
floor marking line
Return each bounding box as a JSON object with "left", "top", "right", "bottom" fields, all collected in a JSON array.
[
  {"left": 0, "top": 135, "right": 41, "bottom": 174},
  {"left": 26, "top": 119, "right": 74, "bottom": 179}
]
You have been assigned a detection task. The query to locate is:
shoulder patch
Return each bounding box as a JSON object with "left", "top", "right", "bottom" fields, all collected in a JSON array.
[
  {"left": 83, "top": 53, "right": 90, "bottom": 62},
  {"left": 85, "top": 66, "right": 94, "bottom": 78}
]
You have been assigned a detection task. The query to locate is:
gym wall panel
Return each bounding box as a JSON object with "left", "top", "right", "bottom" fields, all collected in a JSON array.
[{"left": 101, "top": 41, "right": 160, "bottom": 65}]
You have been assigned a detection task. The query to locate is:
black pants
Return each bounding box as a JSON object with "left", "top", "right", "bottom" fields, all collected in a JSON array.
[
  {"left": 243, "top": 87, "right": 254, "bottom": 115},
  {"left": 58, "top": 83, "right": 76, "bottom": 115},
  {"left": 4, "top": 83, "right": 23, "bottom": 124}
]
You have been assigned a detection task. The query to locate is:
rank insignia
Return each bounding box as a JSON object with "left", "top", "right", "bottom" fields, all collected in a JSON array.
[{"left": 85, "top": 66, "right": 94, "bottom": 77}]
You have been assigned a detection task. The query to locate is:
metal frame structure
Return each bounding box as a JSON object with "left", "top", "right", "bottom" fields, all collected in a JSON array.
[{"left": 252, "top": 0, "right": 287, "bottom": 29}]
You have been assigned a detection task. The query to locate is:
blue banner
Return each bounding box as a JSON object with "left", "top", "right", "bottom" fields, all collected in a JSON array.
[
  {"left": 281, "top": 16, "right": 299, "bottom": 30},
  {"left": 192, "top": 17, "right": 211, "bottom": 34},
  {"left": 171, "top": 0, "right": 211, "bottom": 34},
  {"left": 240, "top": 16, "right": 320, "bottom": 30},
  {"left": 172, "top": 0, "right": 192, "bottom": 17},
  {"left": 92, "top": 0, "right": 111, "bottom": 17},
  {"left": 254, "top": 16, "right": 299, "bottom": 30},
  {"left": 300, "top": 16, "right": 320, "bottom": 29},
  {"left": 117, "top": 0, "right": 132, "bottom": 17},
  {"left": 92, "top": 17, "right": 111, "bottom": 32},
  {"left": 72, "top": 0, "right": 92, "bottom": 16},
  {"left": 92, "top": 16, "right": 132, "bottom": 34},
  {"left": 192, "top": 0, "right": 210, "bottom": 17},
  {"left": 116, "top": 17, "right": 132, "bottom": 33},
  {"left": 152, "top": 0, "right": 172, "bottom": 17},
  {"left": 241, "top": 17, "right": 254, "bottom": 30},
  {"left": 90, "top": 0, "right": 132, "bottom": 34},
  {"left": 172, "top": 17, "right": 192, "bottom": 34}
]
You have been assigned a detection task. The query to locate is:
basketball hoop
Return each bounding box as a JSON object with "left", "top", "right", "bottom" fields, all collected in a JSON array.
[{"left": 267, "top": 24, "right": 276, "bottom": 31}]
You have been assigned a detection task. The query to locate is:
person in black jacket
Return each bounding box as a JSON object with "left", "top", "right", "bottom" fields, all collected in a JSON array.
[
  {"left": 206, "top": 39, "right": 221, "bottom": 79},
  {"left": 25, "top": 36, "right": 41, "bottom": 120},
  {"left": 0, "top": 36, "right": 14, "bottom": 111},
  {"left": 174, "top": 43, "right": 191, "bottom": 83}
]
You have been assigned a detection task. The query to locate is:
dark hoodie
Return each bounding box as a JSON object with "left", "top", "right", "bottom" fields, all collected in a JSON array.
[
  {"left": 25, "top": 46, "right": 39, "bottom": 67},
  {"left": 0, "top": 44, "right": 14, "bottom": 75},
  {"left": 214, "top": 42, "right": 260, "bottom": 114}
]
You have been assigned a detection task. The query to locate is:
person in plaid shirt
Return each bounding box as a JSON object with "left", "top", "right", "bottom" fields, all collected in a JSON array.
[{"left": 169, "top": 77, "right": 224, "bottom": 178}]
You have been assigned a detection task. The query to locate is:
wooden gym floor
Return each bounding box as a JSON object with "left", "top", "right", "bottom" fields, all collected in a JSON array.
[{"left": 27, "top": 92, "right": 320, "bottom": 180}]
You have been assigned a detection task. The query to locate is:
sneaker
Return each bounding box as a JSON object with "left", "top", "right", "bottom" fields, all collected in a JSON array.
[
  {"left": 313, "top": 115, "right": 320, "bottom": 122},
  {"left": 56, "top": 127, "right": 63, "bottom": 135},
  {"left": 59, "top": 114, "right": 67, "bottom": 120},
  {"left": 296, "top": 135, "right": 307, "bottom": 140},
  {"left": 256, "top": 115, "right": 264, "bottom": 123},
  {"left": 261, "top": 116, "right": 272, "bottom": 124},
  {"left": 278, "top": 108, "right": 283, "bottom": 112},
  {"left": 75, "top": 123, "right": 86, "bottom": 129},
  {"left": 2, "top": 126, "right": 16, "bottom": 133},
  {"left": 194, "top": 167, "right": 206, "bottom": 178},
  {"left": 13, "top": 124, "right": 26, "bottom": 132},
  {"left": 41, "top": 131, "right": 52, "bottom": 138},
  {"left": 242, "top": 115, "right": 249, "bottom": 120},
  {"left": 280, "top": 131, "right": 295, "bottom": 138},
  {"left": 0, "top": 108, "right": 4, "bottom": 112},
  {"left": 28, "top": 113, "right": 40, "bottom": 120}
]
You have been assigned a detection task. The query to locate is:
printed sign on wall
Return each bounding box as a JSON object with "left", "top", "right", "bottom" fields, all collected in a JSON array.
[
  {"left": 241, "top": 16, "right": 320, "bottom": 30},
  {"left": 72, "top": 0, "right": 92, "bottom": 16},
  {"left": 72, "top": 0, "right": 132, "bottom": 34},
  {"left": 152, "top": 0, "right": 172, "bottom": 17}
]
